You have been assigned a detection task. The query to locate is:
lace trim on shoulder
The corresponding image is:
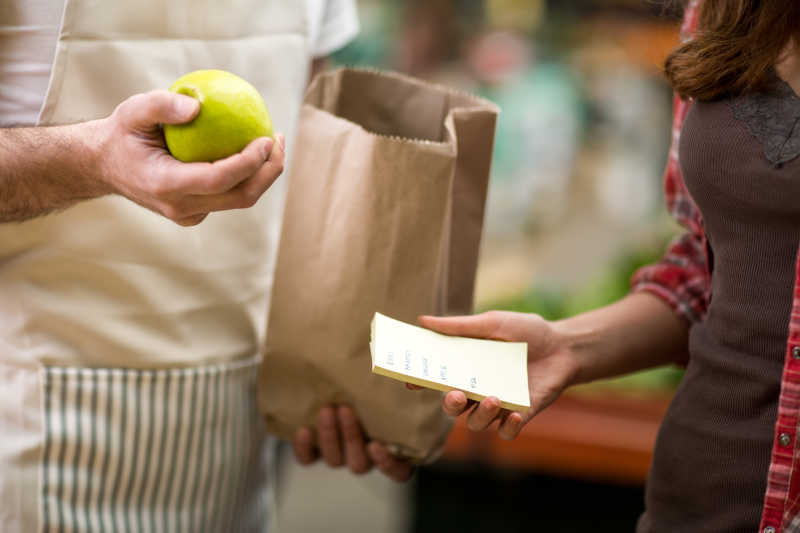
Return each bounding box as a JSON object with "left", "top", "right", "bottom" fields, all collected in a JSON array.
[{"left": 729, "top": 77, "right": 800, "bottom": 167}]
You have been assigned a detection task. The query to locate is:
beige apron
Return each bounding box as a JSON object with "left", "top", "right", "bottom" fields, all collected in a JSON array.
[{"left": 0, "top": 0, "right": 308, "bottom": 531}]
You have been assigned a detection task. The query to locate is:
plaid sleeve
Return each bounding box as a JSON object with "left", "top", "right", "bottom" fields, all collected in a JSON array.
[{"left": 630, "top": 0, "right": 710, "bottom": 327}]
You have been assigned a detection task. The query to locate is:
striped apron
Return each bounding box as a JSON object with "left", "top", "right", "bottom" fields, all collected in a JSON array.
[
  {"left": 39, "top": 359, "right": 270, "bottom": 533},
  {"left": 0, "top": 0, "right": 309, "bottom": 531}
]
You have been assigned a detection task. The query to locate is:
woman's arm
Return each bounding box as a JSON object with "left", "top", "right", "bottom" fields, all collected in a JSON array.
[{"left": 559, "top": 292, "right": 689, "bottom": 385}]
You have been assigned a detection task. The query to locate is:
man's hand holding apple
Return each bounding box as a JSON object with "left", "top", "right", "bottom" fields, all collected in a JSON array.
[{"left": 0, "top": 89, "right": 285, "bottom": 225}]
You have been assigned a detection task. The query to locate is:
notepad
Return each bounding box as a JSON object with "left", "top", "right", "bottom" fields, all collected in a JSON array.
[{"left": 370, "top": 312, "right": 530, "bottom": 411}]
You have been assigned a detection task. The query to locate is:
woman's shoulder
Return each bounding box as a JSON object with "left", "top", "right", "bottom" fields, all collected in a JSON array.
[{"left": 726, "top": 74, "right": 800, "bottom": 167}]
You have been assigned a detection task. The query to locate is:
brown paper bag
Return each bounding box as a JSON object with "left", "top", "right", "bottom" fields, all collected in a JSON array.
[{"left": 258, "top": 68, "right": 499, "bottom": 460}]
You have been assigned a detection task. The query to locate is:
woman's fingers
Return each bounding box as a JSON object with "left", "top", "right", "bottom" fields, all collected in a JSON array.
[
  {"left": 443, "top": 391, "right": 527, "bottom": 438},
  {"left": 443, "top": 390, "right": 470, "bottom": 416},
  {"left": 466, "top": 396, "right": 502, "bottom": 432},
  {"left": 498, "top": 411, "right": 525, "bottom": 440}
]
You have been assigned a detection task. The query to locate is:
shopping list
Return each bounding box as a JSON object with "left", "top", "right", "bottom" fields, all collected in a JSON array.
[{"left": 370, "top": 312, "right": 530, "bottom": 411}]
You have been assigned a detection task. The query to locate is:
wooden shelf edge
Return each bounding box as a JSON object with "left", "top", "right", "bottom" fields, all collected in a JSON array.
[{"left": 441, "top": 390, "right": 674, "bottom": 485}]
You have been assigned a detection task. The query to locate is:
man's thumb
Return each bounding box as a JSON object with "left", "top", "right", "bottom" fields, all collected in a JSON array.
[
  {"left": 169, "top": 93, "right": 201, "bottom": 123},
  {"left": 118, "top": 90, "right": 200, "bottom": 128}
]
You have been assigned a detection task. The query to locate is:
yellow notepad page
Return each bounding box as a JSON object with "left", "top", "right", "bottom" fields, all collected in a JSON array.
[{"left": 370, "top": 312, "right": 530, "bottom": 412}]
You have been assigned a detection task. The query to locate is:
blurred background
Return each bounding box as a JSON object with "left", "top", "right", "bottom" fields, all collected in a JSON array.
[{"left": 276, "top": 1, "right": 686, "bottom": 531}]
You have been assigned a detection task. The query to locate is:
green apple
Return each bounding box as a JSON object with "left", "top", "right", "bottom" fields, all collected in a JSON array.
[{"left": 164, "top": 69, "right": 273, "bottom": 162}]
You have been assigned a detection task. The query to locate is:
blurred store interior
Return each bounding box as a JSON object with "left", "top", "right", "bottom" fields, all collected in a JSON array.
[{"left": 276, "top": 1, "right": 687, "bottom": 531}]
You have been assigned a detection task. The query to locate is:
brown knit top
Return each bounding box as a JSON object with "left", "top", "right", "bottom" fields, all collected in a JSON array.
[{"left": 637, "top": 76, "right": 800, "bottom": 532}]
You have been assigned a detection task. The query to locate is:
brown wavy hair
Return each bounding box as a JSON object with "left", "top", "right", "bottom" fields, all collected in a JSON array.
[{"left": 665, "top": 0, "right": 800, "bottom": 101}]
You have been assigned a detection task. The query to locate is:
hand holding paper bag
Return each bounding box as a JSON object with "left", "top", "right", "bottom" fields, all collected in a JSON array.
[{"left": 293, "top": 405, "right": 414, "bottom": 482}]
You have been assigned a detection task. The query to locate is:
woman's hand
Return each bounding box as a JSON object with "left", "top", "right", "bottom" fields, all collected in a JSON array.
[
  {"left": 416, "top": 311, "right": 579, "bottom": 440},
  {"left": 415, "top": 294, "right": 690, "bottom": 441}
]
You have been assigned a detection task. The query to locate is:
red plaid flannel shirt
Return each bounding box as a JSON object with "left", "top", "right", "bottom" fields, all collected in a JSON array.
[{"left": 631, "top": 2, "right": 800, "bottom": 531}]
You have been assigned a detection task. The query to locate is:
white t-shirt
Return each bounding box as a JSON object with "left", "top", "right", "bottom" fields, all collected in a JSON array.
[{"left": 0, "top": 0, "right": 358, "bottom": 126}]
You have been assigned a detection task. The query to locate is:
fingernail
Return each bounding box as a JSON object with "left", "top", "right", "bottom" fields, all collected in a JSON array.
[
  {"left": 277, "top": 133, "right": 286, "bottom": 151},
  {"left": 445, "top": 396, "right": 464, "bottom": 412},
  {"left": 175, "top": 95, "right": 199, "bottom": 118},
  {"left": 261, "top": 138, "right": 274, "bottom": 160}
]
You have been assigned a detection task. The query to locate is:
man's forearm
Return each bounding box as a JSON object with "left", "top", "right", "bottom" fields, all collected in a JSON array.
[
  {"left": 555, "top": 292, "right": 690, "bottom": 386},
  {"left": 0, "top": 122, "right": 107, "bottom": 223}
]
